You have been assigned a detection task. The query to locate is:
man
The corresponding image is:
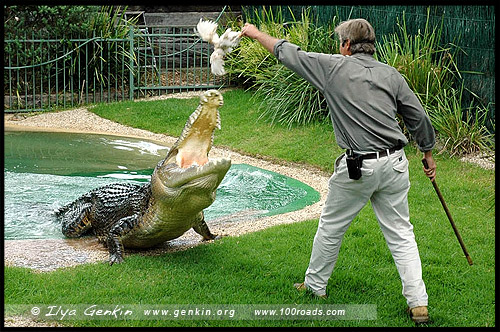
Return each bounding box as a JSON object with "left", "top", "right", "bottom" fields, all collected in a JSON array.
[{"left": 241, "top": 18, "right": 436, "bottom": 324}]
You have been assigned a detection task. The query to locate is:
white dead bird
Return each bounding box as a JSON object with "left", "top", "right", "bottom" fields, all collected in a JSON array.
[{"left": 195, "top": 18, "right": 242, "bottom": 76}]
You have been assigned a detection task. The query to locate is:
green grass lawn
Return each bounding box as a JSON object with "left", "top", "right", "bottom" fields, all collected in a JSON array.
[{"left": 4, "top": 89, "right": 495, "bottom": 327}]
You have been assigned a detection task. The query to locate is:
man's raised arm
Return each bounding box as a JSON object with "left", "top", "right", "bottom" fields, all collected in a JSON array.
[{"left": 241, "top": 23, "right": 280, "bottom": 54}]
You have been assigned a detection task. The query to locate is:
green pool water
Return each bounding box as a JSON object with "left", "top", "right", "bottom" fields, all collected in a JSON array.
[{"left": 4, "top": 130, "right": 319, "bottom": 240}]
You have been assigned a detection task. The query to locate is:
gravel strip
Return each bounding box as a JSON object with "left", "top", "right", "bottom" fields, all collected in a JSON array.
[
  {"left": 460, "top": 152, "right": 495, "bottom": 170},
  {"left": 4, "top": 315, "right": 63, "bottom": 328}
]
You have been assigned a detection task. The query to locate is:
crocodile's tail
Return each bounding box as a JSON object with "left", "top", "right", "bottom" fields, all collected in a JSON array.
[{"left": 56, "top": 192, "right": 93, "bottom": 237}]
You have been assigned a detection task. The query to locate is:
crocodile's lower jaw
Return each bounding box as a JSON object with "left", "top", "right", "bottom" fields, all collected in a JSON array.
[
  {"left": 189, "top": 157, "right": 230, "bottom": 173},
  {"left": 189, "top": 158, "right": 230, "bottom": 188},
  {"left": 160, "top": 157, "right": 231, "bottom": 189},
  {"left": 183, "top": 157, "right": 231, "bottom": 185}
]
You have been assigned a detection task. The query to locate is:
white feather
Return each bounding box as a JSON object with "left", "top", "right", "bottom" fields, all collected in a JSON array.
[
  {"left": 210, "top": 49, "right": 226, "bottom": 76},
  {"left": 195, "top": 19, "right": 242, "bottom": 76},
  {"left": 218, "top": 28, "right": 241, "bottom": 50},
  {"left": 194, "top": 18, "right": 219, "bottom": 44}
]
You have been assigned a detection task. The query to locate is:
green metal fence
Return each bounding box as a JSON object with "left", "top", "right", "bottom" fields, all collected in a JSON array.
[
  {"left": 4, "top": 27, "right": 229, "bottom": 112},
  {"left": 133, "top": 26, "right": 228, "bottom": 97}
]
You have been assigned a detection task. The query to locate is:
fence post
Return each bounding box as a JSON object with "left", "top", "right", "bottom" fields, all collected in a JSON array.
[{"left": 129, "top": 28, "right": 135, "bottom": 100}]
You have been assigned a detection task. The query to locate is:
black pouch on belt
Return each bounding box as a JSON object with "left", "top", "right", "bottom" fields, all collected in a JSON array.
[{"left": 346, "top": 151, "right": 362, "bottom": 180}]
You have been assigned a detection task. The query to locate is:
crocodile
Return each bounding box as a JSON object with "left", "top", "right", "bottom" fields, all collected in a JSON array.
[{"left": 55, "top": 90, "right": 231, "bottom": 265}]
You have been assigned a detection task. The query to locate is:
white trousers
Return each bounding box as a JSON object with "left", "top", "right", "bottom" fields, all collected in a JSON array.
[{"left": 304, "top": 149, "right": 428, "bottom": 308}]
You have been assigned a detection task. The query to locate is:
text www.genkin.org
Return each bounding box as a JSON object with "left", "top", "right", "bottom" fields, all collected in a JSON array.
[{"left": 10, "top": 304, "right": 377, "bottom": 321}]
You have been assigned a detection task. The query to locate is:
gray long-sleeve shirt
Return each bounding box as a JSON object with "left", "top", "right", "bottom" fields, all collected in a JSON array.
[{"left": 273, "top": 40, "right": 435, "bottom": 152}]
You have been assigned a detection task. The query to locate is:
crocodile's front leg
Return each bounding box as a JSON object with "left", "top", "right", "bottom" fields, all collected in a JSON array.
[
  {"left": 106, "top": 214, "right": 141, "bottom": 265},
  {"left": 192, "top": 212, "right": 219, "bottom": 241}
]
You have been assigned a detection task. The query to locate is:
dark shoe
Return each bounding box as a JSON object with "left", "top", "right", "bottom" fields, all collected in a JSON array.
[
  {"left": 408, "top": 306, "right": 429, "bottom": 324},
  {"left": 294, "top": 282, "right": 327, "bottom": 299}
]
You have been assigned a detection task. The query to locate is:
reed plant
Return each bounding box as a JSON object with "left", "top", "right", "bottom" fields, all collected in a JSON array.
[
  {"left": 84, "top": 6, "right": 138, "bottom": 88},
  {"left": 427, "top": 85, "right": 494, "bottom": 156},
  {"left": 87, "top": 6, "right": 136, "bottom": 39}
]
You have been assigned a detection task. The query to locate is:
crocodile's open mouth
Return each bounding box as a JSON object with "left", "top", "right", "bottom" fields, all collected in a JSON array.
[
  {"left": 156, "top": 90, "right": 230, "bottom": 188},
  {"left": 174, "top": 123, "right": 214, "bottom": 169},
  {"left": 163, "top": 90, "right": 224, "bottom": 169}
]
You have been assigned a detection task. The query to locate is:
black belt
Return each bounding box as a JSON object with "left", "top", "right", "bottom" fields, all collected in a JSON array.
[{"left": 347, "top": 146, "right": 402, "bottom": 160}]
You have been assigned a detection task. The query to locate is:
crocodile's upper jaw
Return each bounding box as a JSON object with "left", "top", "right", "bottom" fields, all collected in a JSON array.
[
  {"left": 164, "top": 89, "right": 223, "bottom": 169},
  {"left": 156, "top": 90, "right": 230, "bottom": 189}
]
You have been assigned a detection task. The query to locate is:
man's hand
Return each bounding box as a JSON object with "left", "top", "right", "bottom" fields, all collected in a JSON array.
[
  {"left": 240, "top": 22, "right": 280, "bottom": 54},
  {"left": 241, "top": 23, "right": 261, "bottom": 39},
  {"left": 422, "top": 151, "right": 436, "bottom": 182}
]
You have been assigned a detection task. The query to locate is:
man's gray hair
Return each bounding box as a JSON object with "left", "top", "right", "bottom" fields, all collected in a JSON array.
[{"left": 335, "top": 18, "right": 376, "bottom": 55}]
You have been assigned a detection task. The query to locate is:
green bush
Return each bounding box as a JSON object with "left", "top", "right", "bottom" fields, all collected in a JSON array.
[
  {"left": 4, "top": 6, "right": 98, "bottom": 37},
  {"left": 4, "top": 6, "right": 137, "bottom": 106},
  {"left": 4, "top": 6, "right": 99, "bottom": 72}
]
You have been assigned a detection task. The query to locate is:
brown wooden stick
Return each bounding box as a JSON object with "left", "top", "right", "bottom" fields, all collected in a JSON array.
[{"left": 422, "top": 159, "right": 473, "bottom": 266}]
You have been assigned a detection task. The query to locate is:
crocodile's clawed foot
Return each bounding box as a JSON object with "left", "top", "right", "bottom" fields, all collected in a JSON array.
[
  {"left": 109, "top": 254, "right": 124, "bottom": 265},
  {"left": 202, "top": 234, "right": 225, "bottom": 242},
  {"left": 214, "top": 234, "right": 224, "bottom": 240}
]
